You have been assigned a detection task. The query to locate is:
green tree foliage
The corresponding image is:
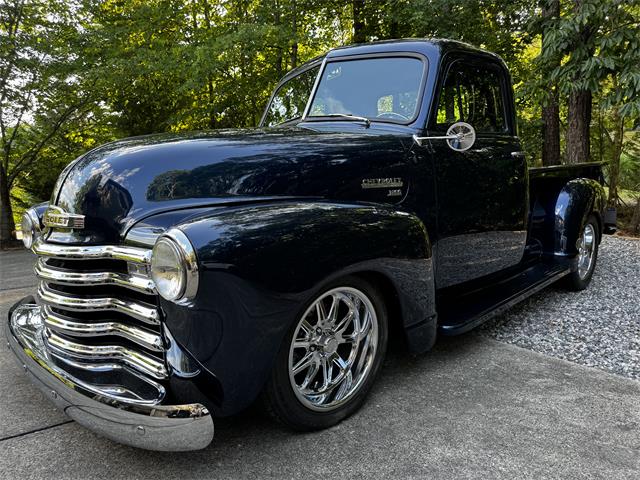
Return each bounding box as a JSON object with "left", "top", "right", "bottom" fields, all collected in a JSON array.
[
  {"left": 1, "top": 0, "right": 639, "bottom": 243},
  {"left": 83, "top": 0, "right": 350, "bottom": 133},
  {"left": 0, "top": 0, "right": 104, "bottom": 245},
  {"left": 616, "top": 132, "right": 640, "bottom": 234},
  {"left": 532, "top": 0, "right": 640, "bottom": 200},
  {"left": 539, "top": 0, "right": 640, "bottom": 117}
]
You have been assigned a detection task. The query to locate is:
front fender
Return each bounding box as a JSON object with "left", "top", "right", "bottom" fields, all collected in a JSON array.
[
  {"left": 162, "top": 201, "right": 434, "bottom": 416},
  {"left": 184, "top": 201, "right": 431, "bottom": 290},
  {"left": 554, "top": 178, "right": 606, "bottom": 256}
]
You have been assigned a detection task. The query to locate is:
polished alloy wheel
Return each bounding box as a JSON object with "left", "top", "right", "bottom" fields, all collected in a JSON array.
[
  {"left": 288, "top": 287, "right": 379, "bottom": 411},
  {"left": 577, "top": 223, "right": 596, "bottom": 280}
]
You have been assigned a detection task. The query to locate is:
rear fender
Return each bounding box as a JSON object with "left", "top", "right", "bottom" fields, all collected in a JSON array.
[{"left": 554, "top": 178, "right": 606, "bottom": 257}]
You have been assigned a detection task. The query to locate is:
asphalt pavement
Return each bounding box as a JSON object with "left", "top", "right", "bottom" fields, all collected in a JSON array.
[{"left": 1, "top": 247, "right": 639, "bottom": 479}]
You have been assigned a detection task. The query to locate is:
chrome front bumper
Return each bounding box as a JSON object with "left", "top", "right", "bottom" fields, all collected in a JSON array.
[{"left": 6, "top": 300, "right": 214, "bottom": 451}]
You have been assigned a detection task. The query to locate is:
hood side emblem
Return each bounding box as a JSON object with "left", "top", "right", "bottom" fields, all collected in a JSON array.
[
  {"left": 361, "top": 178, "right": 404, "bottom": 189},
  {"left": 43, "top": 206, "right": 85, "bottom": 229}
]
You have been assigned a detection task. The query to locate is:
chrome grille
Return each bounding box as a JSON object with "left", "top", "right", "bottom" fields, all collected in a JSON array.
[
  {"left": 38, "top": 282, "right": 160, "bottom": 324},
  {"left": 32, "top": 238, "right": 168, "bottom": 382},
  {"left": 35, "top": 258, "right": 156, "bottom": 294},
  {"left": 42, "top": 306, "right": 164, "bottom": 352}
]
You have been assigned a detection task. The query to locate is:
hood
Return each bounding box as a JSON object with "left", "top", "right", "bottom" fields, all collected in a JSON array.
[{"left": 50, "top": 126, "right": 413, "bottom": 244}]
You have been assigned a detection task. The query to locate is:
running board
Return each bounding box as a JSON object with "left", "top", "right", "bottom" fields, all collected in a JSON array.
[{"left": 437, "top": 262, "right": 571, "bottom": 336}]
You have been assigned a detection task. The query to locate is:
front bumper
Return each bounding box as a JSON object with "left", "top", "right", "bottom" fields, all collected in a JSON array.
[{"left": 6, "top": 299, "right": 214, "bottom": 451}]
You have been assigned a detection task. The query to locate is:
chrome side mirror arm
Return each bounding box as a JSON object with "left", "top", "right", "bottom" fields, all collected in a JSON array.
[
  {"left": 413, "top": 122, "right": 476, "bottom": 152},
  {"left": 412, "top": 133, "right": 460, "bottom": 146}
]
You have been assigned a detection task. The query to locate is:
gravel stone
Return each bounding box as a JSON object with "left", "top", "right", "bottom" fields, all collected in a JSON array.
[{"left": 480, "top": 236, "right": 640, "bottom": 380}]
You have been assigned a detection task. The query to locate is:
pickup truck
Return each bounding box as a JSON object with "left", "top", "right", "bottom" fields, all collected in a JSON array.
[{"left": 8, "top": 39, "right": 616, "bottom": 451}]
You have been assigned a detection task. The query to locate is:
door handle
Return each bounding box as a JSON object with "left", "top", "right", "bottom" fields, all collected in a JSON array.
[{"left": 511, "top": 151, "right": 526, "bottom": 158}]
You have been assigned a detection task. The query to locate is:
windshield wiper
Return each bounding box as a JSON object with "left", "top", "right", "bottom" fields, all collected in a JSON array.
[
  {"left": 274, "top": 115, "right": 302, "bottom": 127},
  {"left": 307, "top": 113, "right": 371, "bottom": 128}
]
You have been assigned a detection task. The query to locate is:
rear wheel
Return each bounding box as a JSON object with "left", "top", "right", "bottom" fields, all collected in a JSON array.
[
  {"left": 561, "top": 214, "right": 599, "bottom": 291},
  {"left": 263, "top": 276, "right": 388, "bottom": 430}
]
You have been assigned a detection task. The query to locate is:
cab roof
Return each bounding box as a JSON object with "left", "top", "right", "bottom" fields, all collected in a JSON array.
[
  {"left": 282, "top": 38, "right": 503, "bottom": 82},
  {"left": 327, "top": 38, "right": 497, "bottom": 60}
]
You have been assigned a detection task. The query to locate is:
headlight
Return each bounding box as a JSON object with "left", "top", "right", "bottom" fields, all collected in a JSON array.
[
  {"left": 20, "top": 209, "right": 40, "bottom": 249},
  {"left": 150, "top": 229, "right": 199, "bottom": 304}
]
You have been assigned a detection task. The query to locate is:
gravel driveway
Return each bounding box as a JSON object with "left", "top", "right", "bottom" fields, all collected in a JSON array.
[{"left": 481, "top": 236, "right": 640, "bottom": 380}]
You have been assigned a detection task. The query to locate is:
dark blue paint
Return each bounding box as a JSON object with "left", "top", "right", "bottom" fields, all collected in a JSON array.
[{"left": 38, "top": 39, "right": 612, "bottom": 417}]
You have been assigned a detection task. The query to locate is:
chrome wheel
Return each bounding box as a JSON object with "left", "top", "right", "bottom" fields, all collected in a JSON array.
[
  {"left": 577, "top": 223, "right": 596, "bottom": 280},
  {"left": 288, "top": 286, "right": 379, "bottom": 412}
]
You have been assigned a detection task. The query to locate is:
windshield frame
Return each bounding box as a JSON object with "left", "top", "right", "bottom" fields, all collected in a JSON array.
[{"left": 302, "top": 52, "right": 429, "bottom": 126}]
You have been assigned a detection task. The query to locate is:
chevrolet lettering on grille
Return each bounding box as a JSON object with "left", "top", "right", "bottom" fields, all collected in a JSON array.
[{"left": 43, "top": 206, "right": 85, "bottom": 229}]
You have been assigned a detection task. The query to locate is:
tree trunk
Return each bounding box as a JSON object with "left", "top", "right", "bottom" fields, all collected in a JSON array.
[
  {"left": 389, "top": 19, "right": 399, "bottom": 39},
  {"left": 352, "top": 0, "right": 366, "bottom": 43},
  {"left": 199, "top": 0, "right": 217, "bottom": 129},
  {"left": 566, "top": 0, "right": 594, "bottom": 165},
  {"left": 541, "top": 0, "right": 561, "bottom": 166},
  {"left": 273, "top": 1, "right": 283, "bottom": 79},
  {"left": 289, "top": 0, "right": 298, "bottom": 69},
  {"left": 566, "top": 89, "right": 592, "bottom": 164},
  {"left": 606, "top": 106, "right": 624, "bottom": 208},
  {"left": 631, "top": 196, "right": 640, "bottom": 235},
  {"left": 541, "top": 90, "right": 561, "bottom": 166},
  {"left": 0, "top": 164, "right": 16, "bottom": 245}
]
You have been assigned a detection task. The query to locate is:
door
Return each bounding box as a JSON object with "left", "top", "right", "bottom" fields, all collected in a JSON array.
[{"left": 429, "top": 56, "right": 528, "bottom": 288}]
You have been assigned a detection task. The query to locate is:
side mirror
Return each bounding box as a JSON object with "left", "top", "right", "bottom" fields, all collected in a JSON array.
[{"left": 413, "top": 122, "right": 476, "bottom": 152}]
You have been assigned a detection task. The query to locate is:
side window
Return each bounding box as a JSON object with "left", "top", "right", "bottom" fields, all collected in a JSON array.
[
  {"left": 263, "top": 66, "right": 320, "bottom": 127},
  {"left": 435, "top": 61, "right": 508, "bottom": 134}
]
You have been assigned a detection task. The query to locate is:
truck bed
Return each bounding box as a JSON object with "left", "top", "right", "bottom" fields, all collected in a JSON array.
[{"left": 528, "top": 161, "right": 604, "bottom": 183}]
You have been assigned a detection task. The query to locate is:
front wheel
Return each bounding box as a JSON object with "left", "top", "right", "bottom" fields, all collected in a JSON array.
[
  {"left": 263, "top": 276, "right": 388, "bottom": 430},
  {"left": 561, "top": 214, "right": 600, "bottom": 291}
]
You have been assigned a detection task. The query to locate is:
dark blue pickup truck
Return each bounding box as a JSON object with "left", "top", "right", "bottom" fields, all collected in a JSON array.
[{"left": 8, "top": 39, "right": 615, "bottom": 451}]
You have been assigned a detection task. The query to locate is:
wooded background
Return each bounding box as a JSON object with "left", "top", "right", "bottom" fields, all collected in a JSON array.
[{"left": 1, "top": 0, "right": 639, "bottom": 246}]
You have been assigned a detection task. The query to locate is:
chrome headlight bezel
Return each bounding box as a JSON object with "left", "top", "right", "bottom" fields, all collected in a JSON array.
[
  {"left": 21, "top": 208, "right": 41, "bottom": 249},
  {"left": 150, "top": 228, "right": 199, "bottom": 304}
]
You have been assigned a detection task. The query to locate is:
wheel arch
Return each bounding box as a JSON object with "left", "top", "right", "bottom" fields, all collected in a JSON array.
[
  {"left": 590, "top": 210, "right": 603, "bottom": 244},
  {"left": 349, "top": 268, "right": 437, "bottom": 354},
  {"left": 350, "top": 270, "right": 407, "bottom": 350}
]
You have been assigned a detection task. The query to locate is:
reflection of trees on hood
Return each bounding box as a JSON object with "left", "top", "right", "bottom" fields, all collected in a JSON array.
[
  {"left": 141, "top": 133, "right": 405, "bottom": 203},
  {"left": 145, "top": 159, "right": 301, "bottom": 201},
  {"left": 146, "top": 170, "right": 190, "bottom": 201},
  {"left": 71, "top": 176, "right": 133, "bottom": 221}
]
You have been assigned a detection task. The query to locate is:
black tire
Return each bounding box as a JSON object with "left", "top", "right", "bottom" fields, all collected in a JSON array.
[
  {"left": 561, "top": 214, "right": 600, "bottom": 291},
  {"left": 262, "top": 275, "right": 388, "bottom": 431}
]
